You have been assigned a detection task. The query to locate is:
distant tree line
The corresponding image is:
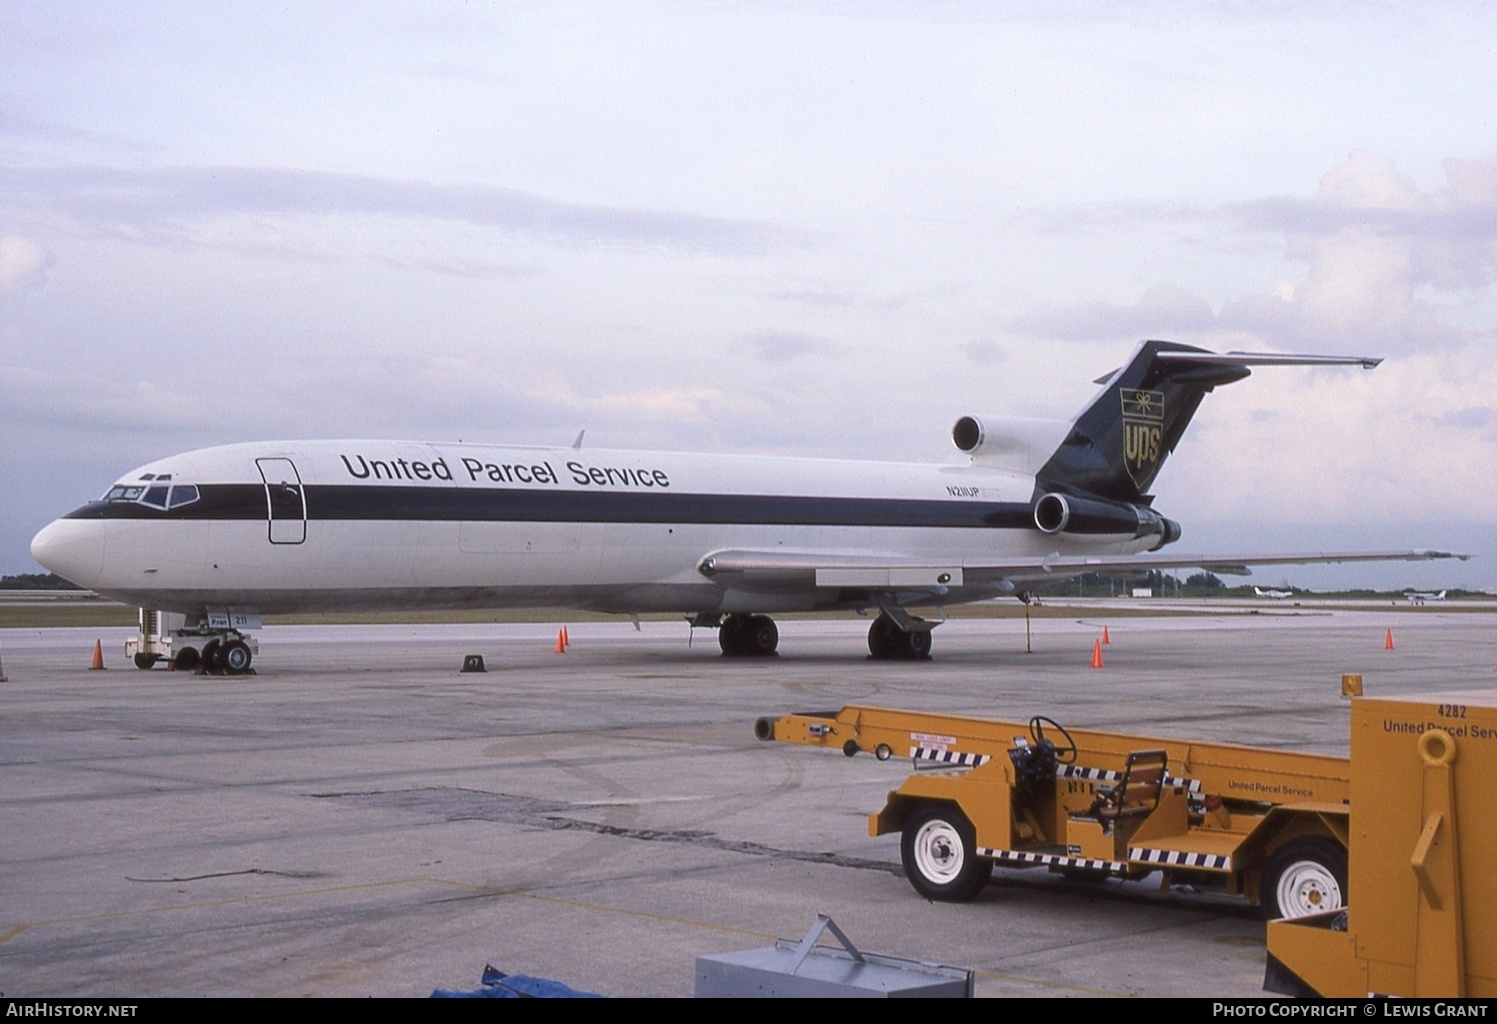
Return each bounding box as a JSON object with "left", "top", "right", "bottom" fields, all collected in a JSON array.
[
  {"left": 0, "top": 572, "right": 83, "bottom": 590},
  {"left": 1028, "top": 571, "right": 1477, "bottom": 600}
]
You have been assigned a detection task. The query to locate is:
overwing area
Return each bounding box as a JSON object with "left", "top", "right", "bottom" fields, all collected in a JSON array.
[
  {"left": 699, "top": 547, "right": 1468, "bottom": 594},
  {"left": 698, "top": 546, "right": 1468, "bottom": 659}
]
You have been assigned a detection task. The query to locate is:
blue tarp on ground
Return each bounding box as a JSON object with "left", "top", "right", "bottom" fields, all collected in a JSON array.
[{"left": 431, "top": 964, "right": 605, "bottom": 999}]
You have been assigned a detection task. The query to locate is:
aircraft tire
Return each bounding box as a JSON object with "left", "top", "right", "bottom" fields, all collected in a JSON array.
[
  {"left": 868, "top": 615, "right": 897, "bottom": 659},
  {"left": 201, "top": 639, "right": 226, "bottom": 676},
  {"left": 901, "top": 804, "right": 991, "bottom": 902},
  {"left": 904, "top": 627, "right": 932, "bottom": 659},
  {"left": 744, "top": 615, "right": 778, "bottom": 656},
  {"left": 869, "top": 614, "right": 929, "bottom": 659},
  {"left": 719, "top": 614, "right": 749, "bottom": 656},
  {"left": 222, "top": 640, "right": 253, "bottom": 675}
]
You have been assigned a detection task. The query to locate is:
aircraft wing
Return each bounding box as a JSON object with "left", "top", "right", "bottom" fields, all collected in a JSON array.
[
  {"left": 1013, "top": 549, "right": 1469, "bottom": 579},
  {"left": 699, "top": 548, "right": 1469, "bottom": 594}
]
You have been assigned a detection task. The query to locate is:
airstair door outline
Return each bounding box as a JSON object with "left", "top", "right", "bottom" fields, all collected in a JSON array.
[{"left": 256, "top": 457, "right": 307, "bottom": 544}]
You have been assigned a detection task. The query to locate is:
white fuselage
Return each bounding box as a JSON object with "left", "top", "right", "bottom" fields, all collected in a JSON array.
[{"left": 31, "top": 439, "right": 1155, "bottom": 618}]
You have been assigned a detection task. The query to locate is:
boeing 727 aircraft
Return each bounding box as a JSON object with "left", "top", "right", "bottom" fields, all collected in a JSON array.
[{"left": 30, "top": 340, "right": 1465, "bottom": 672}]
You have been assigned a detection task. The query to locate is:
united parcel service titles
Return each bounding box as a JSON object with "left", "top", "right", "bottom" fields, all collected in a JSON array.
[{"left": 338, "top": 452, "right": 672, "bottom": 489}]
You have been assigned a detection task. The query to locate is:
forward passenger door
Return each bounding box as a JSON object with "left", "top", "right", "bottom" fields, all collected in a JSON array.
[{"left": 256, "top": 457, "right": 307, "bottom": 544}]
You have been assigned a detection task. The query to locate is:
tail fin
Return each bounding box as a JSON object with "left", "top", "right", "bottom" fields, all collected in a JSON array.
[{"left": 1035, "top": 341, "right": 1379, "bottom": 501}]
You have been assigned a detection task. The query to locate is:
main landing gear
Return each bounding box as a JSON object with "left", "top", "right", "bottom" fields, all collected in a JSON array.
[
  {"left": 867, "top": 613, "right": 933, "bottom": 660},
  {"left": 718, "top": 613, "right": 779, "bottom": 657},
  {"left": 714, "top": 611, "right": 936, "bottom": 659}
]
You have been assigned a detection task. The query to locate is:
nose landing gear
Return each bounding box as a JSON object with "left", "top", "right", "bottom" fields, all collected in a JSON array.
[
  {"left": 127, "top": 609, "right": 259, "bottom": 676},
  {"left": 192, "top": 635, "right": 256, "bottom": 675}
]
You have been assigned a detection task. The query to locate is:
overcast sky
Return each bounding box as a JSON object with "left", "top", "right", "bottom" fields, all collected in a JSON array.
[{"left": 2, "top": 2, "right": 1493, "bottom": 589}]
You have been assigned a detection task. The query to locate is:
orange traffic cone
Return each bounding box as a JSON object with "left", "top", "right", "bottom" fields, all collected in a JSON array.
[
  {"left": 89, "top": 639, "right": 106, "bottom": 670},
  {"left": 1091, "top": 638, "right": 1104, "bottom": 669},
  {"left": 1101, "top": 625, "right": 1111, "bottom": 645},
  {"left": 555, "top": 629, "right": 566, "bottom": 654},
  {"left": 1385, "top": 628, "right": 1395, "bottom": 650},
  {"left": 561, "top": 626, "right": 570, "bottom": 648}
]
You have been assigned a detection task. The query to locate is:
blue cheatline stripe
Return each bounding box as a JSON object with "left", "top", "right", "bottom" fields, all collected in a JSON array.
[{"left": 67, "top": 483, "right": 1051, "bottom": 530}]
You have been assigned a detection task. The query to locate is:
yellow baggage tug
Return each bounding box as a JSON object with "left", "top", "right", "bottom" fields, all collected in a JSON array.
[
  {"left": 757, "top": 689, "right": 1496, "bottom": 996},
  {"left": 756, "top": 705, "right": 1354, "bottom": 917}
]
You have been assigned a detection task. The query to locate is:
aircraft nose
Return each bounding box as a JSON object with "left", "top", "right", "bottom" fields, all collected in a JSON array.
[{"left": 30, "top": 518, "right": 106, "bottom": 588}]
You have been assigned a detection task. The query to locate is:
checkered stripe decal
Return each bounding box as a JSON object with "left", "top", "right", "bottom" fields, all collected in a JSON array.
[
  {"left": 1128, "top": 847, "right": 1232, "bottom": 870},
  {"left": 1055, "top": 763, "right": 1201, "bottom": 792},
  {"left": 1057, "top": 763, "right": 1118, "bottom": 782},
  {"left": 912, "top": 747, "right": 990, "bottom": 768},
  {"left": 978, "top": 848, "right": 1130, "bottom": 874},
  {"left": 980, "top": 845, "right": 1231, "bottom": 873}
]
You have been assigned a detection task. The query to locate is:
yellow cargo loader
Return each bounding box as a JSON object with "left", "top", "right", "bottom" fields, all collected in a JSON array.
[
  {"left": 755, "top": 705, "right": 1352, "bottom": 919},
  {"left": 1265, "top": 689, "right": 1497, "bottom": 998}
]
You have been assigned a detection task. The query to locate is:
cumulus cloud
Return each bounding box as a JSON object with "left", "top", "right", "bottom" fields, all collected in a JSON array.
[
  {"left": 1160, "top": 348, "right": 1497, "bottom": 527},
  {"left": 1226, "top": 151, "right": 1497, "bottom": 352},
  {"left": 1003, "top": 152, "right": 1497, "bottom": 356},
  {"left": 984, "top": 153, "right": 1497, "bottom": 535},
  {"left": 0, "top": 235, "right": 50, "bottom": 299}
]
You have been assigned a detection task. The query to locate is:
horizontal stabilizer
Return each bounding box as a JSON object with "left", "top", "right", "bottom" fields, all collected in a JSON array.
[{"left": 1153, "top": 350, "right": 1381, "bottom": 371}]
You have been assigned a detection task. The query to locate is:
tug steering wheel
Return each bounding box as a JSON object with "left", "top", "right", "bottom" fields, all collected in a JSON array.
[{"left": 1028, "top": 715, "right": 1079, "bottom": 765}]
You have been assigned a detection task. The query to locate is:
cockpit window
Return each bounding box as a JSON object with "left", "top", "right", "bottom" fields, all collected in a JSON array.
[
  {"left": 102, "top": 482, "right": 200, "bottom": 509},
  {"left": 167, "top": 484, "right": 200, "bottom": 508}
]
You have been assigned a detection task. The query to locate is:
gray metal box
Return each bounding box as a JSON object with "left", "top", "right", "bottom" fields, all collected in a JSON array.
[{"left": 695, "top": 915, "right": 973, "bottom": 998}]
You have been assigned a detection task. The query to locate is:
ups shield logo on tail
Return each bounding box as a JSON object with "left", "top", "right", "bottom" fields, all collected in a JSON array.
[{"left": 1121, "top": 389, "right": 1164, "bottom": 486}]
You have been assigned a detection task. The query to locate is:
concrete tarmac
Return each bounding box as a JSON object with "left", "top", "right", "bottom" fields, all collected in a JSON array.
[{"left": 3, "top": 607, "right": 1495, "bottom": 998}]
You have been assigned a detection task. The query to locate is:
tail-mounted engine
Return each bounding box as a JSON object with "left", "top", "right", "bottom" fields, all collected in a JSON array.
[
  {"left": 951, "top": 415, "right": 1070, "bottom": 476},
  {"left": 1033, "top": 492, "right": 1181, "bottom": 549}
]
